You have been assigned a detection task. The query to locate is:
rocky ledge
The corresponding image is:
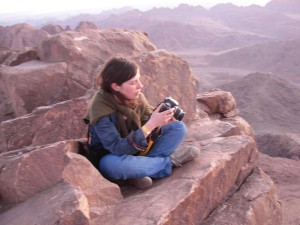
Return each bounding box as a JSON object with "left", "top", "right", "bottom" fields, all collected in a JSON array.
[{"left": 0, "top": 90, "right": 282, "bottom": 225}]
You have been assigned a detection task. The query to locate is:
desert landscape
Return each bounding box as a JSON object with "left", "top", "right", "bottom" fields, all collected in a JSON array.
[{"left": 1, "top": 0, "right": 300, "bottom": 224}]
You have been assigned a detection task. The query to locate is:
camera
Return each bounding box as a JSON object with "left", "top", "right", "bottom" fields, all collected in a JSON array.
[{"left": 159, "top": 97, "right": 185, "bottom": 121}]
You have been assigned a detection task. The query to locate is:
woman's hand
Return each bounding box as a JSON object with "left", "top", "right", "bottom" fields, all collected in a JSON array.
[{"left": 144, "top": 103, "right": 174, "bottom": 132}]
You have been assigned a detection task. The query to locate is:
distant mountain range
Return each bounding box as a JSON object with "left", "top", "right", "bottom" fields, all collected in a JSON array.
[
  {"left": 41, "top": 3, "right": 300, "bottom": 52},
  {"left": 219, "top": 72, "right": 300, "bottom": 134},
  {"left": 206, "top": 38, "right": 300, "bottom": 83}
]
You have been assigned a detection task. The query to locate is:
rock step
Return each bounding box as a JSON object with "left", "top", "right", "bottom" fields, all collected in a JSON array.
[
  {"left": 0, "top": 183, "right": 90, "bottom": 225},
  {"left": 91, "top": 135, "right": 279, "bottom": 225},
  {"left": 0, "top": 119, "right": 282, "bottom": 225}
]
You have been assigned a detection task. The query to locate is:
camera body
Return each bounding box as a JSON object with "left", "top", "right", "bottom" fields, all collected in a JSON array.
[{"left": 159, "top": 97, "right": 185, "bottom": 121}]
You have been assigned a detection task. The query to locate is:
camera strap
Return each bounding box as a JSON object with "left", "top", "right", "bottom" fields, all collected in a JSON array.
[
  {"left": 138, "top": 128, "right": 161, "bottom": 156},
  {"left": 138, "top": 133, "right": 153, "bottom": 156}
]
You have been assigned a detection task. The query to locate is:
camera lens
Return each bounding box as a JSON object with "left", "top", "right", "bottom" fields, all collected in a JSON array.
[{"left": 173, "top": 106, "right": 185, "bottom": 121}]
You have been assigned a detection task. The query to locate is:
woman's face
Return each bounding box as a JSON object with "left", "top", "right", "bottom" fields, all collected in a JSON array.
[{"left": 112, "top": 69, "right": 143, "bottom": 100}]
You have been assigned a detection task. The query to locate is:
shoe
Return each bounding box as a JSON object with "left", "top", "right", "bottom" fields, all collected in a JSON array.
[
  {"left": 170, "top": 145, "right": 200, "bottom": 167},
  {"left": 129, "top": 176, "right": 153, "bottom": 189}
]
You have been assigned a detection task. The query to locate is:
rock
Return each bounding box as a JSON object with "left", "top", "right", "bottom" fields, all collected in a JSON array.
[
  {"left": 76, "top": 21, "right": 98, "bottom": 31},
  {"left": 258, "top": 153, "right": 300, "bottom": 225},
  {"left": 0, "top": 143, "right": 66, "bottom": 203},
  {"left": 222, "top": 116, "right": 255, "bottom": 138},
  {"left": 0, "top": 140, "right": 123, "bottom": 224},
  {"left": 0, "top": 26, "right": 282, "bottom": 225},
  {"left": 0, "top": 96, "right": 90, "bottom": 152},
  {"left": 91, "top": 135, "right": 262, "bottom": 225},
  {"left": 222, "top": 108, "right": 240, "bottom": 118},
  {"left": 41, "top": 24, "right": 65, "bottom": 35},
  {"left": 256, "top": 133, "right": 300, "bottom": 158},
  {"left": 0, "top": 49, "right": 39, "bottom": 66},
  {"left": 0, "top": 183, "right": 90, "bottom": 225},
  {"left": 197, "top": 90, "right": 236, "bottom": 114},
  {"left": 0, "top": 23, "right": 49, "bottom": 51},
  {"left": 185, "top": 119, "right": 241, "bottom": 143},
  {"left": 0, "top": 29, "right": 197, "bottom": 124},
  {"left": 0, "top": 61, "right": 68, "bottom": 120},
  {"left": 63, "top": 149, "right": 123, "bottom": 210},
  {"left": 202, "top": 167, "right": 282, "bottom": 225}
]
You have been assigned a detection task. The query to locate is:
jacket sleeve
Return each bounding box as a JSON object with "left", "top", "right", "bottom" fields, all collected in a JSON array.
[{"left": 90, "top": 114, "right": 148, "bottom": 156}]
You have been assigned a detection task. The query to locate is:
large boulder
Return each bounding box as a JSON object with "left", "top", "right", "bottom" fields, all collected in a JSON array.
[
  {"left": 0, "top": 23, "right": 49, "bottom": 51},
  {"left": 0, "top": 96, "right": 89, "bottom": 152},
  {"left": 0, "top": 28, "right": 197, "bottom": 123}
]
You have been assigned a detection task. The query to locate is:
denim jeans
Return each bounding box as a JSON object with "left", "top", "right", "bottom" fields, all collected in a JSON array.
[{"left": 99, "top": 120, "right": 187, "bottom": 180}]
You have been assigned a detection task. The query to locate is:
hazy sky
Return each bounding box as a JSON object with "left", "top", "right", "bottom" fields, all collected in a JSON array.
[{"left": 1, "top": 0, "right": 271, "bottom": 14}]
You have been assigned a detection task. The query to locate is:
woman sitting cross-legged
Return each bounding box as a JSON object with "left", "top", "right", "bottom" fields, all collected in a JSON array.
[{"left": 84, "top": 57, "right": 199, "bottom": 189}]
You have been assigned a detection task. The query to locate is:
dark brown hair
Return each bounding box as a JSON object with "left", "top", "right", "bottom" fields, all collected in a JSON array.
[{"left": 97, "top": 57, "right": 138, "bottom": 94}]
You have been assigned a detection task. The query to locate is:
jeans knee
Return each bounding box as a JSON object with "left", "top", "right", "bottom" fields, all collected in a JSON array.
[
  {"left": 175, "top": 120, "right": 187, "bottom": 133},
  {"left": 165, "top": 120, "right": 187, "bottom": 137}
]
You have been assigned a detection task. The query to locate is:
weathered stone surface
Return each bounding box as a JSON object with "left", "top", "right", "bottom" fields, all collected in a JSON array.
[
  {"left": 223, "top": 108, "right": 240, "bottom": 118},
  {"left": 0, "top": 142, "right": 66, "bottom": 203},
  {"left": 0, "top": 61, "right": 68, "bottom": 119},
  {"left": 0, "top": 49, "right": 39, "bottom": 66},
  {"left": 0, "top": 128, "right": 6, "bottom": 152},
  {"left": 185, "top": 119, "right": 241, "bottom": 143},
  {"left": 256, "top": 133, "right": 300, "bottom": 158},
  {"left": 222, "top": 116, "right": 256, "bottom": 138},
  {"left": 76, "top": 21, "right": 98, "bottom": 31},
  {"left": 0, "top": 96, "right": 89, "bottom": 152},
  {"left": 0, "top": 23, "right": 49, "bottom": 51},
  {"left": 41, "top": 24, "right": 65, "bottom": 35},
  {"left": 63, "top": 150, "right": 123, "bottom": 210},
  {"left": 259, "top": 153, "right": 300, "bottom": 225},
  {"left": 197, "top": 90, "right": 236, "bottom": 114},
  {"left": 202, "top": 167, "right": 282, "bottom": 225},
  {"left": 92, "top": 135, "right": 260, "bottom": 225},
  {"left": 37, "top": 29, "right": 156, "bottom": 63},
  {"left": 0, "top": 140, "right": 123, "bottom": 224},
  {"left": 0, "top": 183, "right": 90, "bottom": 225}
]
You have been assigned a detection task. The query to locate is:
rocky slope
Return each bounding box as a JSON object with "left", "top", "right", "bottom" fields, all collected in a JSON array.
[
  {"left": 0, "top": 25, "right": 281, "bottom": 224},
  {"left": 218, "top": 72, "right": 300, "bottom": 134},
  {"left": 2, "top": 3, "right": 300, "bottom": 223},
  {"left": 206, "top": 38, "right": 300, "bottom": 84}
]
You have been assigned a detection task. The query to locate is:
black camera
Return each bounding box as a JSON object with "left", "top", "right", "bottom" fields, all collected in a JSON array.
[{"left": 159, "top": 97, "right": 185, "bottom": 121}]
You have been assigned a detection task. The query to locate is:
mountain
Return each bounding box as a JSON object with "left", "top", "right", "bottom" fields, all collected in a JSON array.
[
  {"left": 2, "top": 3, "right": 300, "bottom": 52},
  {"left": 206, "top": 38, "right": 300, "bottom": 84},
  {"left": 219, "top": 73, "right": 300, "bottom": 134},
  {"left": 266, "top": 0, "right": 300, "bottom": 14},
  {"left": 88, "top": 4, "right": 283, "bottom": 51},
  {"left": 69, "top": 4, "right": 300, "bottom": 51},
  {"left": 208, "top": 3, "right": 300, "bottom": 39}
]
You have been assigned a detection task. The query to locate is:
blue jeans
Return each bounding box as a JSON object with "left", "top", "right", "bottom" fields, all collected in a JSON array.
[{"left": 99, "top": 120, "right": 187, "bottom": 180}]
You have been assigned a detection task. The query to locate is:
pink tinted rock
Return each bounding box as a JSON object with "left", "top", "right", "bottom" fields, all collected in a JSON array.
[
  {"left": 197, "top": 90, "right": 236, "bottom": 114},
  {"left": 0, "top": 183, "right": 90, "bottom": 225},
  {"left": 0, "top": 142, "right": 66, "bottom": 203},
  {"left": 202, "top": 167, "right": 282, "bottom": 225}
]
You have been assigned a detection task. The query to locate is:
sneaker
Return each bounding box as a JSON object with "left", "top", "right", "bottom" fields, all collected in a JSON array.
[
  {"left": 128, "top": 176, "right": 153, "bottom": 189},
  {"left": 170, "top": 145, "right": 200, "bottom": 167}
]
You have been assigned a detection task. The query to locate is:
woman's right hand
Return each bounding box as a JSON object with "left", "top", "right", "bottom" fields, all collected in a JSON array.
[{"left": 145, "top": 103, "right": 174, "bottom": 132}]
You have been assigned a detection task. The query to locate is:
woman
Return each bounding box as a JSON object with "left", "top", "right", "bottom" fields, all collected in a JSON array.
[{"left": 84, "top": 57, "right": 199, "bottom": 189}]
